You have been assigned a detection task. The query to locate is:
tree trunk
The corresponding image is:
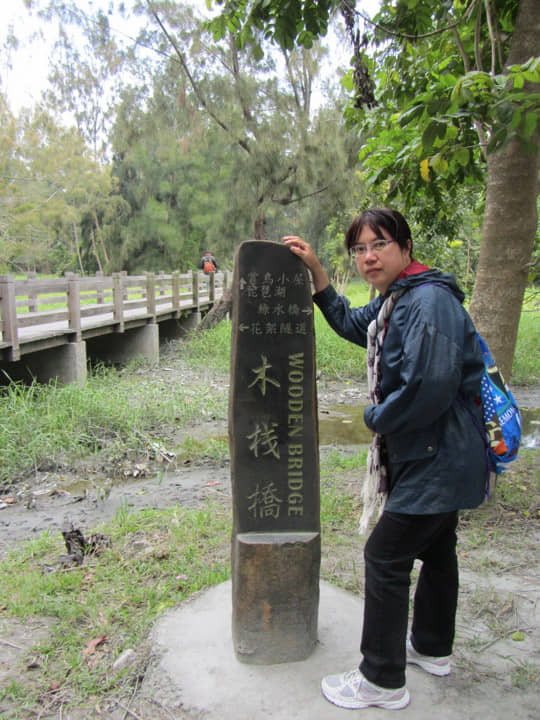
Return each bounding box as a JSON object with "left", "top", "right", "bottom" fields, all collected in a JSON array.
[
  {"left": 469, "top": 0, "right": 539, "bottom": 381},
  {"left": 200, "top": 206, "right": 268, "bottom": 331},
  {"left": 72, "top": 223, "right": 85, "bottom": 276},
  {"left": 93, "top": 208, "right": 109, "bottom": 265},
  {"left": 90, "top": 230, "right": 103, "bottom": 273},
  {"left": 197, "top": 287, "right": 233, "bottom": 331},
  {"left": 253, "top": 212, "right": 267, "bottom": 241}
]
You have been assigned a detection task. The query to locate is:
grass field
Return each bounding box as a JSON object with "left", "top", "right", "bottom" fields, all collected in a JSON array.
[
  {"left": 0, "top": 281, "right": 538, "bottom": 488},
  {"left": 0, "top": 280, "right": 538, "bottom": 718}
]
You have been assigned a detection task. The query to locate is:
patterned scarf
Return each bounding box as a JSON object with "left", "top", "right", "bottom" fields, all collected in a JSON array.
[{"left": 359, "top": 290, "right": 405, "bottom": 534}]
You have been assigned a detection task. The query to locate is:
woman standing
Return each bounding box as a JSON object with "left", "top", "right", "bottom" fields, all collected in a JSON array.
[{"left": 284, "top": 208, "right": 487, "bottom": 711}]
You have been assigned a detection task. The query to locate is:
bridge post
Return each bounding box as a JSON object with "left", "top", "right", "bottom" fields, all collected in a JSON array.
[
  {"left": 157, "top": 270, "right": 166, "bottom": 298},
  {"left": 191, "top": 270, "right": 201, "bottom": 325},
  {"left": 191, "top": 270, "right": 199, "bottom": 308},
  {"left": 145, "top": 273, "right": 156, "bottom": 321},
  {"left": 112, "top": 273, "right": 125, "bottom": 332},
  {"left": 171, "top": 271, "right": 180, "bottom": 317},
  {"left": 26, "top": 272, "right": 38, "bottom": 312},
  {"left": 67, "top": 274, "right": 82, "bottom": 341},
  {"left": 95, "top": 271, "right": 105, "bottom": 304},
  {"left": 0, "top": 275, "right": 20, "bottom": 361}
]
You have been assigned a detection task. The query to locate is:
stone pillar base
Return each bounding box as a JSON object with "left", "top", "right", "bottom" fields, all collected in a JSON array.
[{"left": 232, "top": 532, "right": 320, "bottom": 665}]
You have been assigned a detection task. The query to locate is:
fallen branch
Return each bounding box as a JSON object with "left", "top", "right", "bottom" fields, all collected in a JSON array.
[
  {"left": 478, "top": 625, "right": 534, "bottom": 652},
  {"left": 114, "top": 699, "right": 146, "bottom": 720}
]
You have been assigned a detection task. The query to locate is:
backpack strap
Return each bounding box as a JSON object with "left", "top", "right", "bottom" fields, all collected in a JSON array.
[
  {"left": 457, "top": 394, "right": 495, "bottom": 499},
  {"left": 414, "top": 280, "right": 494, "bottom": 496}
]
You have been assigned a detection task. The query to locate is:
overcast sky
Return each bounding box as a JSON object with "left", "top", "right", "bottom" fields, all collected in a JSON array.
[{"left": 1, "top": 0, "right": 380, "bottom": 114}]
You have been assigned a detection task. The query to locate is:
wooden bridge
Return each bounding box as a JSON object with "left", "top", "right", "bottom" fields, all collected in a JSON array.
[{"left": 0, "top": 270, "right": 228, "bottom": 385}]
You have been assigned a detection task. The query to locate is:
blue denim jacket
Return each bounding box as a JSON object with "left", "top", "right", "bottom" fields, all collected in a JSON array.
[{"left": 314, "top": 269, "right": 487, "bottom": 513}]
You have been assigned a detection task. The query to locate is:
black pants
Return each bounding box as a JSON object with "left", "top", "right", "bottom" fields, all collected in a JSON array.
[{"left": 359, "top": 510, "right": 459, "bottom": 689}]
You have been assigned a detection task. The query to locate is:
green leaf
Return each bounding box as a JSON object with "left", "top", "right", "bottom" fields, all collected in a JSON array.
[
  {"left": 523, "top": 112, "right": 537, "bottom": 138},
  {"left": 340, "top": 71, "right": 355, "bottom": 92},
  {"left": 297, "top": 30, "right": 314, "bottom": 49},
  {"left": 487, "top": 127, "right": 507, "bottom": 153},
  {"left": 523, "top": 69, "right": 540, "bottom": 83},
  {"left": 440, "top": 73, "right": 457, "bottom": 89},
  {"left": 427, "top": 99, "right": 442, "bottom": 117},
  {"left": 437, "top": 57, "right": 454, "bottom": 73},
  {"left": 422, "top": 121, "right": 445, "bottom": 149},
  {"left": 431, "top": 153, "right": 448, "bottom": 175},
  {"left": 509, "top": 110, "right": 522, "bottom": 132},
  {"left": 210, "top": 16, "right": 227, "bottom": 41},
  {"left": 252, "top": 43, "right": 264, "bottom": 61},
  {"left": 455, "top": 147, "right": 469, "bottom": 167},
  {"left": 399, "top": 105, "right": 424, "bottom": 128}
]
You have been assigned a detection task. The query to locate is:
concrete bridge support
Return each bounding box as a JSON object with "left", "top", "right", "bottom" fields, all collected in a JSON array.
[
  {"left": 159, "top": 312, "right": 202, "bottom": 342},
  {"left": 52, "top": 341, "right": 87, "bottom": 385},
  {"left": 88, "top": 323, "right": 159, "bottom": 368},
  {"left": 181, "top": 310, "right": 202, "bottom": 332},
  {"left": 5, "top": 341, "right": 88, "bottom": 386}
]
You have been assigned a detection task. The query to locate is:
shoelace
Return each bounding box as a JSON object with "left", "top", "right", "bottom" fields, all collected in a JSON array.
[{"left": 343, "top": 669, "right": 361, "bottom": 688}]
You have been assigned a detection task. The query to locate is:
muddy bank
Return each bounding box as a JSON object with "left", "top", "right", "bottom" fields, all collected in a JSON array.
[{"left": 0, "top": 377, "right": 538, "bottom": 558}]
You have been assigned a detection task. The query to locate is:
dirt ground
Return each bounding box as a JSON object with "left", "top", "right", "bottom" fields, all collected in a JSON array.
[
  {"left": 0, "top": 369, "right": 539, "bottom": 719},
  {"left": 0, "top": 374, "right": 538, "bottom": 555}
]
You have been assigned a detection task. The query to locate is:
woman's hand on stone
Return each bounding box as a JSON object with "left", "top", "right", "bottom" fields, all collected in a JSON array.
[
  {"left": 283, "top": 236, "right": 330, "bottom": 293},
  {"left": 283, "top": 236, "right": 317, "bottom": 269}
]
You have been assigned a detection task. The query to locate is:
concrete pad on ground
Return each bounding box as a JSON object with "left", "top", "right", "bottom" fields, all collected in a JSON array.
[{"left": 142, "top": 580, "right": 536, "bottom": 720}]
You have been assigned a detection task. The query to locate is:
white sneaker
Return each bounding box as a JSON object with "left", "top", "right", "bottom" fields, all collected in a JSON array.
[
  {"left": 406, "top": 638, "right": 451, "bottom": 676},
  {"left": 321, "top": 668, "right": 410, "bottom": 710}
]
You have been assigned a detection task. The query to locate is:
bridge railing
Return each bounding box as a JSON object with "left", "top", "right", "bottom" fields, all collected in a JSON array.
[{"left": 0, "top": 270, "right": 227, "bottom": 361}]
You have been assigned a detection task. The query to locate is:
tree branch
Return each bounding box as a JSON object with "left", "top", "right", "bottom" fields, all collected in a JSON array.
[
  {"left": 273, "top": 184, "right": 329, "bottom": 206},
  {"left": 483, "top": 0, "right": 497, "bottom": 75},
  {"left": 453, "top": 26, "right": 471, "bottom": 73},
  {"left": 145, "top": 0, "right": 251, "bottom": 155},
  {"left": 352, "top": 0, "right": 478, "bottom": 41},
  {"left": 229, "top": 33, "right": 255, "bottom": 127},
  {"left": 284, "top": 51, "right": 302, "bottom": 111},
  {"left": 474, "top": 1, "right": 483, "bottom": 71},
  {"left": 452, "top": 3, "right": 489, "bottom": 161}
]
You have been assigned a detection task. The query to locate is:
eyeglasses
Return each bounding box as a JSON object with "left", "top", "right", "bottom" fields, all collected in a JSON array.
[{"left": 349, "top": 238, "right": 395, "bottom": 257}]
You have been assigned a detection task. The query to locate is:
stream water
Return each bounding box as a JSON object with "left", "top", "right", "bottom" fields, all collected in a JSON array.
[{"left": 319, "top": 404, "right": 540, "bottom": 449}]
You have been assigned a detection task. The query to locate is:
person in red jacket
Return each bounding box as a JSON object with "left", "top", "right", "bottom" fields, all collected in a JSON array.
[
  {"left": 199, "top": 251, "right": 218, "bottom": 293},
  {"left": 199, "top": 251, "right": 218, "bottom": 274}
]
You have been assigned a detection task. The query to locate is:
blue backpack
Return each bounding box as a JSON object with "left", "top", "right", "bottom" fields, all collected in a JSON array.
[
  {"left": 416, "top": 281, "right": 522, "bottom": 478},
  {"left": 476, "top": 333, "right": 522, "bottom": 475}
]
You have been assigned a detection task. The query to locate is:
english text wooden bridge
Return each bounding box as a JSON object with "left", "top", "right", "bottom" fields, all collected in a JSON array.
[{"left": 0, "top": 270, "right": 228, "bottom": 385}]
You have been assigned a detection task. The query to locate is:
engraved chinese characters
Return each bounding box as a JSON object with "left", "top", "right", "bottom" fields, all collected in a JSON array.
[
  {"left": 229, "top": 240, "right": 321, "bottom": 664},
  {"left": 230, "top": 242, "right": 320, "bottom": 533}
]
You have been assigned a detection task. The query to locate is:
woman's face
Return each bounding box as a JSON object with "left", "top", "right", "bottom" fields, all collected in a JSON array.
[{"left": 352, "top": 225, "right": 412, "bottom": 295}]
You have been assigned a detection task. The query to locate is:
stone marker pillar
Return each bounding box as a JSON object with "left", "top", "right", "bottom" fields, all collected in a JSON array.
[{"left": 229, "top": 240, "right": 320, "bottom": 665}]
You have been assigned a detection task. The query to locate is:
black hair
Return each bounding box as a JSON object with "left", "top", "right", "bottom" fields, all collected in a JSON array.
[{"left": 344, "top": 208, "right": 413, "bottom": 257}]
